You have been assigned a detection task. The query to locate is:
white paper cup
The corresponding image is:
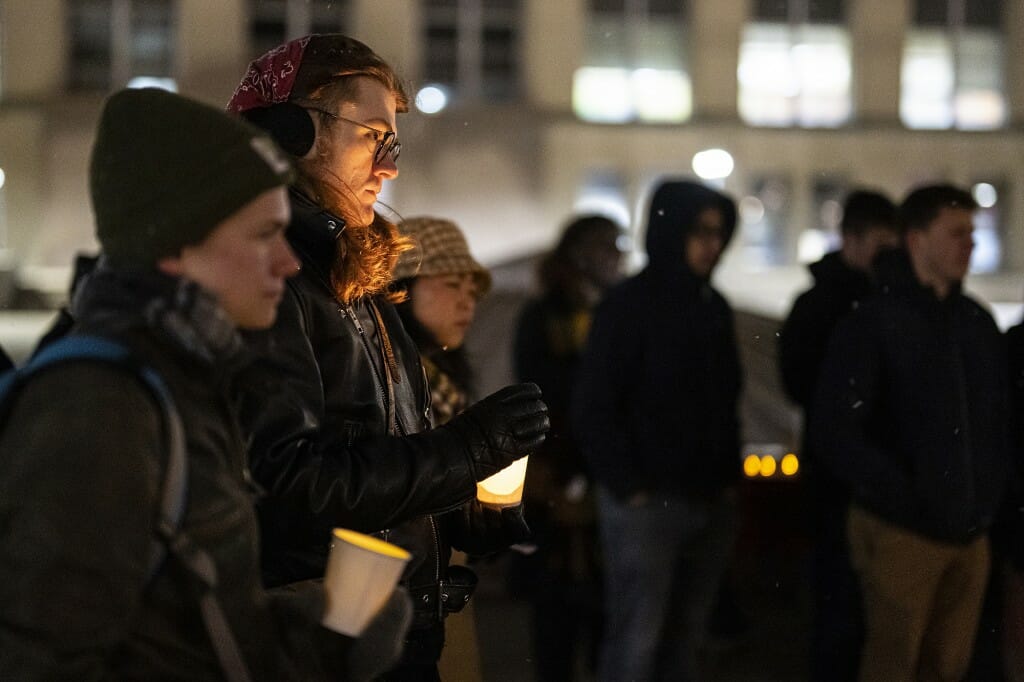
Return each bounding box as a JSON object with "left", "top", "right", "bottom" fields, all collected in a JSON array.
[
  {"left": 476, "top": 455, "right": 529, "bottom": 508},
  {"left": 322, "top": 528, "right": 411, "bottom": 637}
]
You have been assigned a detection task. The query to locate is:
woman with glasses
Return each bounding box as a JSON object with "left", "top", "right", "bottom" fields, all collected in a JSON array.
[{"left": 227, "top": 35, "right": 548, "bottom": 681}]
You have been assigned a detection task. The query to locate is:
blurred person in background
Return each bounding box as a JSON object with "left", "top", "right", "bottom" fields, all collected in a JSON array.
[
  {"left": 811, "top": 184, "right": 1009, "bottom": 682},
  {"left": 391, "top": 215, "right": 520, "bottom": 681},
  {"left": 512, "top": 214, "right": 623, "bottom": 681},
  {"left": 994, "top": 314, "right": 1024, "bottom": 681},
  {"left": 778, "top": 189, "right": 899, "bottom": 681},
  {"left": 227, "top": 35, "right": 547, "bottom": 680},
  {"left": 573, "top": 180, "right": 741, "bottom": 681}
]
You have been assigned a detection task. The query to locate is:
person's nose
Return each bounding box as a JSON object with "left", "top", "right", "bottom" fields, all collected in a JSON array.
[
  {"left": 273, "top": 236, "right": 301, "bottom": 278},
  {"left": 373, "top": 154, "right": 398, "bottom": 180},
  {"left": 459, "top": 285, "right": 476, "bottom": 312}
]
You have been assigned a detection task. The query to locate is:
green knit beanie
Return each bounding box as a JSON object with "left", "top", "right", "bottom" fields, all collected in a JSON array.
[{"left": 90, "top": 87, "right": 294, "bottom": 267}]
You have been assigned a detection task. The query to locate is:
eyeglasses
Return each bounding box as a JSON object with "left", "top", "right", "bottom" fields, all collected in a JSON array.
[{"left": 306, "top": 108, "right": 401, "bottom": 164}]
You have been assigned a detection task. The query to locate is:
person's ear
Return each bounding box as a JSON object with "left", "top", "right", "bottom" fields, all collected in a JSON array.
[{"left": 241, "top": 102, "right": 316, "bottom": 157}]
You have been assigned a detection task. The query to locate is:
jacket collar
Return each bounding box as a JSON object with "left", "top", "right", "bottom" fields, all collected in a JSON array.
[
  {"left": 286, "top": 188, "right": 346, "bottom": 287},
  {"left": 873, "top": 248, "right": 962, "bottom": 304},
  {"left": 809, "top": 251, "right": 873, "bottom": 296}
]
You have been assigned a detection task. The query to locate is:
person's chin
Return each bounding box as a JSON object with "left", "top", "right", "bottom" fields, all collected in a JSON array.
[{"left": 359, "top": 204, "right": 376, "bottom": 225}]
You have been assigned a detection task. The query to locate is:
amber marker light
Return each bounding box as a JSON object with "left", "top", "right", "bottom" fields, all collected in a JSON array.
[
  {"left": 743, "top": 454, "right": 762, "bottom": 478},
  {"left": 781, "top": 453, "right": 799, "bottom": 476}
]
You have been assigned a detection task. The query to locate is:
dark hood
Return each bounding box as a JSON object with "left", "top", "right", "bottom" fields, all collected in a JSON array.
[
  {"left": 808, "top": 250, "right": 872, "bottom": 292},
  {"left": 644, "top": 180, "right": 737, "bottom": 279}
]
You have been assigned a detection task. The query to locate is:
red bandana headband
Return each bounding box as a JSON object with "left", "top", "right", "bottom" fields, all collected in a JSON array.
[{"left": 226, "top": 36, "right": 311, "bottom": 114}]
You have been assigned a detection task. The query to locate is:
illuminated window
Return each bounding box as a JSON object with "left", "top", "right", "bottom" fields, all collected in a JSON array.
[
  {"left": 970, "top": 180, "right": 1004, "bottom": 273},
  {"left": 68, "top": 0, "right": 177, "bottom": 92},
  {"left": 738, "top": 0, "right": 851, "bottom": 127},
  {"left": 249, "top": 0, "right": 350, "bottom": 58},
  {"left": 901, "top": 0, "right": 1005, "bottom": 130},
  {"left": 573, "top": 0, "right": 691, "bottom": 124},
  {"left": 797, "top": 177, "right": 847, "bottom": 262},
  {"left": 737, "top": 175, "right": 792, "bottom": 266},
  {"left": 574, "top": 170, "right": 630, "bottom": 229},
  {"left": 422, "top": 0, "right": 521, "bottom": 104}
]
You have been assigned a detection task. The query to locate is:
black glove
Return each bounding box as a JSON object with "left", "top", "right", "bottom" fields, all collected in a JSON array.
[
  {"left": 344, "top": 586, "right": 413, "bottom": 682},
  {"left": 447, "top": 499, "right": 532, "bottom": 556},
  {"left": 446, "top": 383, "right": 549, "bottom": 480}
]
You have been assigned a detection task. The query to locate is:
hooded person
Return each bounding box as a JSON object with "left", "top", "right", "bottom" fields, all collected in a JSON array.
[
  {"left": 0, "top": 87, "right": 411, "bottom": 681},
  {"left": 225, "top": 35, "right": 547, "bottom": 679},
  {"left": 572, "top": 179, "right": 742, "bottom": 682}
]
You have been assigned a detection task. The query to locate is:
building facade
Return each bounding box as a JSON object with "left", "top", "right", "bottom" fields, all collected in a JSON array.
[{"left": 1, "top": 0, "right": 1023, "bottom": 302}]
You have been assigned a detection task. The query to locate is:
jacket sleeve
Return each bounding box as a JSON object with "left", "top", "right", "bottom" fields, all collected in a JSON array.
[
  {"left": 236, "top": 286, "right": 477, "bottom": 542},
  {"left": 264, "top": 580, "right": 411, "bottom": 682},
  {"left": 779, "top": 290, "right": 828, "bottom": 408},
  {"left": 570, "top": 291, "right": 645, "bottom": 499},
  {"left": 0, "top": 366, "right": 161, "bottom": 679},
  {"left": 809, "top": 312, "right": 918, "bottom": 518}
]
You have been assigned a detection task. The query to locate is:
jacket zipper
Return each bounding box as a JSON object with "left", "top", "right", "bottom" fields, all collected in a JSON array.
[
  {"left": 430, "top": 514, "right": 443, "bottom": 621},
  {"left": 340, "top": 304, "right": 391, "bottom": 427},
  {"left": 951, "top": 332, "right": 977, "bottom": 531}
]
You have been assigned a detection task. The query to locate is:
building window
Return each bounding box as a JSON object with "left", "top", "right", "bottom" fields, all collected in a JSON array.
[
  {"left": 574, "top": 169, "right": 631, "bottom": 230},
  {"left": 68, "top": 0, "right": 177, "bottom": 92},
  {"left": 249, "top": 0, "right": 349, "bottom": 58},
  {"left": 573, "top": 0, "right": 691, "bottom": 124},
  {"left": 900, "top": 0, "right": 1005, "bottom": 130},
  {"left": 738, "top": 0, "right": 851, "bottom": 128},
  {"left": 970, "top": 180, "right": 1003, "bottom": 273},
  {"left": 736, "top": 175, "right": 793, "bottom": 266},
  {"left": 421, "top": 0, "right": 521, "bottom": 105}
]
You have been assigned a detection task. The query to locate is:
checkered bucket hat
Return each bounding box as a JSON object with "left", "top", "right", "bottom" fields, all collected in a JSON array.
[{"left": 393, "top": 217, "right": 492, "bottom": 295}]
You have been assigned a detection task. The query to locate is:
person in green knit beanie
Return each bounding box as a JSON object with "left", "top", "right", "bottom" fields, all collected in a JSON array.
[{"left": 0, "top": 87, "right": 411, "bottom": 681}]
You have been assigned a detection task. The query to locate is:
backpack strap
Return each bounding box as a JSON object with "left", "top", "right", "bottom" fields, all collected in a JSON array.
[{"left": 1, "top": 335, "right": 253, "bottom": 682}]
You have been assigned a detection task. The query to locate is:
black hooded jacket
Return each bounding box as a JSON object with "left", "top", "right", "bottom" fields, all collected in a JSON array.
[
  {"left": 572, "top": 181, "right": 742, "bottom": 500},
  {"left": 810, "top": 249, "right": 1010, "bottom": 543}
]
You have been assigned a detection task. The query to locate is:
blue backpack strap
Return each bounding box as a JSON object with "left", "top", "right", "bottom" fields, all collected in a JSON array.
[
  {"left": 1, "top": 334, "right": 254, "bottom": 682},
  {"left": 4, "top": 335, "right": 188, "bottom": 580}
]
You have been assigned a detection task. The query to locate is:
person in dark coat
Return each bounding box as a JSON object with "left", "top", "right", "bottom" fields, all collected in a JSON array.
[
  {"left": 512, "top": 214, "right": 623, "bottom": 682},
  {"left": 811, "top": 184, "right": 1010, "bottom": 681},
  {"left": 0, "top": 88, "right": 409, "bottom": 680},
  {"left": 993, "top": 318, "right": 1024, "bottom": 679},
  {"left": 572, "top": 179, "right": 742, "bottom": 682},
  {"left": 227, "top": 35, "right": 547, "bottom": 680},
  {"left": 778, "top": 190, "right": 899, "bottom": 680}
]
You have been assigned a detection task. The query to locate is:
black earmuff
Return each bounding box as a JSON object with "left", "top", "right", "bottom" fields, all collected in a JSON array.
[{"left": 241, "top": 102, "right": 315, "bottom": 157}]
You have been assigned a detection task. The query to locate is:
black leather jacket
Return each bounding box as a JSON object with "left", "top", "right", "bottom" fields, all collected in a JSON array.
[
  {"left": 236, "top": 192, "right": 483, "bottom": 654},
  {"left": 0, "top": 267, "right": 354, "bottom": 680}
]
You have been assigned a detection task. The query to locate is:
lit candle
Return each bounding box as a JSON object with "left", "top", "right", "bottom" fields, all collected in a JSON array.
[
  {"left": 476, "top": 456, "right": 530, "bottom": 508},
  {"left": 322, "top": 528, "right": 411, "bottom": 636}
]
